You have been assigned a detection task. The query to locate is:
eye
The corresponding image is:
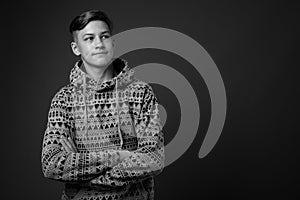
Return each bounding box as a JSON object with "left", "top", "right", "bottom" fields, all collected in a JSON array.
[
  {"left": 84, "top": 37, "right": 94, "bottom": 41},
  {"left": 101, "top": 35, "right": 110, "bottom": 40}
]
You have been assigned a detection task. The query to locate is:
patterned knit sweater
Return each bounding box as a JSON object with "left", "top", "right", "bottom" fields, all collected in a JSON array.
[{"left": 41, "top": 58, "right": 165, "bottom": 200}]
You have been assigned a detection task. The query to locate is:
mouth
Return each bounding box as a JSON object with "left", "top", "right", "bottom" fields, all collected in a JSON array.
[{"left": 93, "top": 52, "right": 108, "bottom": 56}]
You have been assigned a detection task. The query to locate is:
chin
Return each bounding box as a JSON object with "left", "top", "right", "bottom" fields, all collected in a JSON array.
[{"left": 93, "top": 59, "right": 112, "bottom": 68}]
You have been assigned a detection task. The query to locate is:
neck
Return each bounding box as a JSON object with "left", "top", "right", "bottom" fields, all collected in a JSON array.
[{"left": 81, "top": 60, "right": 114, "bottom": 83}]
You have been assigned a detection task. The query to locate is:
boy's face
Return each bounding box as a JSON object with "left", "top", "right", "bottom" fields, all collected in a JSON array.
[{"left": 71, "top": 20, "right": 114, "bottom": 69}]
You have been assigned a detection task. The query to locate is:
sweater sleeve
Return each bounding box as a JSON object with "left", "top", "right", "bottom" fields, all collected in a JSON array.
[
  {"left": 41, "top": 88, "right": 121, "bottom": 182},
  {"left": 89, "top": 84, "right": 165, "bottom": 187}
]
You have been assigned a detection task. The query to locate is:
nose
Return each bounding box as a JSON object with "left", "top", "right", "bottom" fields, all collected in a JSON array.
[{"left": 95, "top": 36, "right": 104, "bottom": 48}]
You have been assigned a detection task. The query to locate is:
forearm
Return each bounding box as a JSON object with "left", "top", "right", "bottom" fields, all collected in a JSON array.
[
  {"left": 41, "top": 132, "right": 121, "bottom": 181},
  {"left": 91, "top": 139, "right": 164, "bottom": 187},
  {"left": 111, "top": 144, "right": 164, "bottom": 178}
]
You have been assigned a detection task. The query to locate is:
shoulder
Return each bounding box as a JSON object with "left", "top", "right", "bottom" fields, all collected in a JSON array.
[
  {"left": 128, "top": 79, "right": 154, "bottom": 93},
  {"left": 50, "top": 84, "right": 75, "bottom": 104},
  {"left": 128, "top": 79, "right": 158, "bottom": 103}
]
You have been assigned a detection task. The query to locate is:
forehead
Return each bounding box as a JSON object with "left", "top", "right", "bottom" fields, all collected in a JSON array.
[{"left": 76, "top": 20, "right": 110, "bottom": 37}]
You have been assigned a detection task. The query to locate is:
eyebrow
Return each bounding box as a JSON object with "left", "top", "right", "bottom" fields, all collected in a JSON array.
[{"left": 82, "top": 31, "right": 110, "bottom": 37}]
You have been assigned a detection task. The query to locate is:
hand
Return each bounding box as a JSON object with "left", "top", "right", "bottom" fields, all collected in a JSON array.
[
  {"left": 118, "top": 150, "right": 131, "bottom": 162},
  {"left": 60, "top": 136, "right": 78, "bottom": 153}
]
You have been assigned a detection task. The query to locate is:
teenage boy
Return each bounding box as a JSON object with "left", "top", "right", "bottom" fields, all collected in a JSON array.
[{"left": 41, "top": 10, "right": 165, "bottom": 200}]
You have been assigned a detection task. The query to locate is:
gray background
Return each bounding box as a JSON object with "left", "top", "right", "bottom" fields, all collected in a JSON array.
[{"left": 3, "top": 0, "right": 298, "bottom": 199}]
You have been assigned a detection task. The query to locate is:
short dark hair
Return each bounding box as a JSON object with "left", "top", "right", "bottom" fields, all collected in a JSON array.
[{"left": 69, "top": 10, "right": 113, "bottom": 36}]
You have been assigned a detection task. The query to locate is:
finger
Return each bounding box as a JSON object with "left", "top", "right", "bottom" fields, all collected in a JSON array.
[
  {"left": 61, "top": 138, "right": 71, "bottom": 152},
  {"left": 61, "top": 138, "right": 73, "bottom": 153},
  {"left": 60, "top": 138, "right": 68, "bottom": 152},
  {"left": 68, "top": 137, "right": 78, "bottom": 153},
  {"left": 63, "top": 137, "right": 76, "bottom": 153}
]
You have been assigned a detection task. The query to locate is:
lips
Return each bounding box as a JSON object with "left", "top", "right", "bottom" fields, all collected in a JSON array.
[{"left": 93, "top": 52, "right": 108, "bottom": 55}]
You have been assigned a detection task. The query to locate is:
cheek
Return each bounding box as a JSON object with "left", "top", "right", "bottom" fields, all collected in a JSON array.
[
  {"left": 78, "top": 44, "right": 91, "bottom": 55},
  {"left": 107, "top": 45, "right": 114, "bottom": 56},
  {"left": 82, "top": 48, "right": 93, "bottom": 57}
]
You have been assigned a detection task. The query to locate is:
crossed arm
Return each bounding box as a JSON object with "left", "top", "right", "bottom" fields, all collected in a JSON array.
[
  {"left": 41, "top": 85, "right": 164, "bottom": 186},
  {"left": 60, "top": 136, "right": 130, "bottom": 166}
]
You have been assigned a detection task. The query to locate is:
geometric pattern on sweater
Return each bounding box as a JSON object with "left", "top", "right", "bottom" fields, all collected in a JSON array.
[{"left": 41, "top": 58, "right": 165, "bottom": 200}]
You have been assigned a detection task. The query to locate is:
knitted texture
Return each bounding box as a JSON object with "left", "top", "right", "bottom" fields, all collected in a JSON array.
[{"left": 41, "top": 58, "right": 165, "bottom": 200}]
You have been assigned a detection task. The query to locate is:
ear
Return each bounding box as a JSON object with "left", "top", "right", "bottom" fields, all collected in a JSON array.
[
  {"left": 111, "top": 37, "right": 116, "bottom": 48},
  {"left": 71, "top": 41, "right": 81, "bottom": 56}
]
